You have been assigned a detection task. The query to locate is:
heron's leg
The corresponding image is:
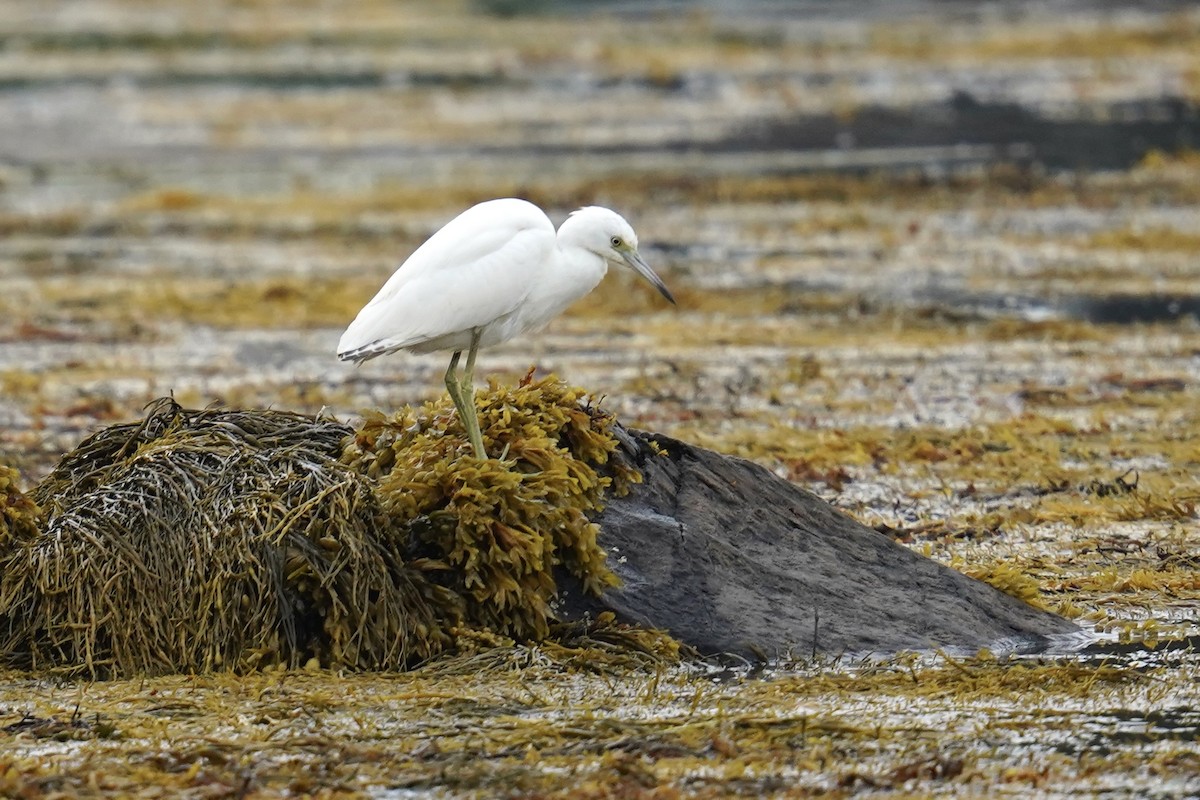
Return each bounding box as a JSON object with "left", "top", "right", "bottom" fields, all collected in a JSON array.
[
  {"left": 458, "top": 329, "right": 487, "bottom": 459},
  {"left": 444, "top": 351, "right": 463, "bottom": 412},
  {"left": 444, "top": 350, "right": 472, "bottom": 448},
  {"left": 444, "top": 344, "right": 486, "bottom": 459},
  {"left": 462, "top": 329, "right": 481, "bottom": 394}
]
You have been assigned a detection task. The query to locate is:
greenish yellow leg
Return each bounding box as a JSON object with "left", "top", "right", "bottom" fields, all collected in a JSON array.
[
  {"left": 444, "top": 350, "right": 463, "bottom": 420},
  {"left": 444, "top": 336, "right": 487, "bottom": 459},
  {"left": 462, "top": 329, "right": 480, "bottom": 395},
  {"left": 444, "top": 350, "right": 476, "bottom": 458},
  {"left": 459, "top": 330, "right": 486, "bottom": 459}
]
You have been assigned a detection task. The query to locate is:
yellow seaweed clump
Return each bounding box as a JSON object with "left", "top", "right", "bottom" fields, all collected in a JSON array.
[
  {"left": 962, "top": 560, "right": 1048, "bottom": 610},
  {"left": 0, "top": 465, "right": 39, "bottom": 550},
  {"left": 343, "top": 373, "right": 640, "bottom": 641}
]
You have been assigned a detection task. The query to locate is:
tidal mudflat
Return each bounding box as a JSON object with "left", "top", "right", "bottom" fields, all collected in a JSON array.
[{"left": 1, "top": 1, "right": 1198, "bottom": 796}]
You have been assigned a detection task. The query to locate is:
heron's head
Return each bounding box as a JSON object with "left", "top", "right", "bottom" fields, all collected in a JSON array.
[{"left": 564, "top": 206, "right": 675, "bottom": 304}]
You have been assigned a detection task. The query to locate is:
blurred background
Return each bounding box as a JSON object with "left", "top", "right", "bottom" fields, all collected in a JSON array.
[
  {"left": 4, "top": 8, "right": 1198, "bottom": 790},
  {"left": 2, "top": 0, "right": 1199, "bottom": 482}
]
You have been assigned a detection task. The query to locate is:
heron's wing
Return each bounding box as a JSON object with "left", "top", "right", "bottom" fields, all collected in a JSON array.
[
  {"left": 338, "top": 200, "right": 556, "bottom": 357},
  {"left": 367, "top": 200, "right": 554, "bottom": 308}
]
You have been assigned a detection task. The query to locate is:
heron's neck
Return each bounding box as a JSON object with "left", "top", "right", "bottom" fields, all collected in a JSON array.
[
  {"left": 514, "top": 239, "right": 607, "bottom": 332},
  {"left": 556, "top": 242, "right": 608, "bottom": 287},
  {"left": 554, "top": 218, "right": 609, "bottom": 291},
  {"left": 533, "top": 245, "right": 603, "bottom": 325}
]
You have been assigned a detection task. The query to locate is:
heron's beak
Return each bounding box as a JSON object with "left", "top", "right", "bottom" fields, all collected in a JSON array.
[{"left": 622, "top": 249, "right": 676, "bottom": 305}]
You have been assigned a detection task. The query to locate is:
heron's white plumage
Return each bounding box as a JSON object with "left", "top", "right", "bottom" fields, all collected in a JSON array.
[
  {"left": 338, "top": 198, "right": 669, "bottom": 364},
  {"left": 337, "top": 199, "right": 557, "bottom": 360}
]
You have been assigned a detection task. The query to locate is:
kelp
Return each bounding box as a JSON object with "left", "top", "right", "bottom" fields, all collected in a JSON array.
[
  {"left": 0, "top": 466, "right": 40, "bottom": 551},
  {"left": 343, "top": 371, "right": 640, "bottom": 641},
  {"left": 1, "top": 398, "right": 455, "bottom": 677},
  {"left": 0, "top": 376, "right": 645, "bottom": 677},
  {"left": 962, "top": 560, "right": 1048, "bottom": 610}
]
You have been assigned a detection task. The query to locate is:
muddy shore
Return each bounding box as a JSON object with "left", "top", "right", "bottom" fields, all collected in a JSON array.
[{"left": 1, "top": 2, "right": 1198, "bottom": 797}]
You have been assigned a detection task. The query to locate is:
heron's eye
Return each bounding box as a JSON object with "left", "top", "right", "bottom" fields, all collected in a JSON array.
[{"left": 610, "top": 236, "right": 622, "bottom": 248}]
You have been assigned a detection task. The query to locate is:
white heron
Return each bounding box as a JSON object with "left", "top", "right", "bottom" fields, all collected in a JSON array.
[{"left": 337, "top": 198, "right": 675, "bottom": 459}]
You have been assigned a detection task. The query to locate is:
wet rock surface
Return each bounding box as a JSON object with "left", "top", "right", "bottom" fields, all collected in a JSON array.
[{"left": 563, "top": 426, "right": 1080, "bottom": 658}]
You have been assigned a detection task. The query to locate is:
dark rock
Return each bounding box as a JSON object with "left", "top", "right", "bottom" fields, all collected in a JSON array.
[{"left": 559, "top": 426, "right": 1081, "bottom": 659}]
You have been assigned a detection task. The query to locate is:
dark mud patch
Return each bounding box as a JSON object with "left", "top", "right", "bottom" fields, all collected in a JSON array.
[
  {"left": 723, "top": 93, "right": 1200, "bottom": 173},
  {"left": 1060, "top": 293, "right": 1200, "bottom": 324},
  {"left": 885, "top": 287, "right": 1200, "bottom": 325}
]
